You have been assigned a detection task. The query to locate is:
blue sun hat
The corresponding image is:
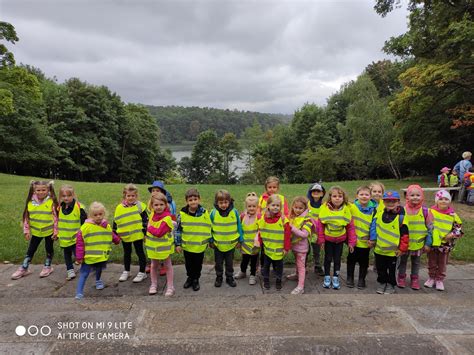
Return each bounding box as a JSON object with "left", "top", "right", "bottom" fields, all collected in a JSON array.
[
  {"left": 148, "top": 180, "right": 167, "bottom": 193},
  {"left": 382, "top": 190, "right": 400, "bottom": 200}
]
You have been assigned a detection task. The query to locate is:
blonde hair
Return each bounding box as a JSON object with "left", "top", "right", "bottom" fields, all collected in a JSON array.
[
  {"left": 264, "top": 176, "right": 280, "bottom": 190},
  {"left": 245, "top": 192, "right": 258, "bottom": 207},
  {"left": 290, "top": 196, "right": 308, "bottom": 219},
  {"left": 23, "top": 180, "right": 58, "bottom": 222},
  {"left": 59, "top": 184, "right": 76, "bottom": 202},
  {"left": 214, "top": 189, "right": 232, "bottom": 204},
  {"left": 265, "top": 194, "right": 282, "bottom": 218},
  {"left": 148, "top": 191, "right": 168, "bottom": 211},
  {"left": 369, "top": 181, "right": 385, "bottom": 194},
  {"left": 326, "top": 186, "right": 349, "bottom": 206},
  {"left": 462, "top": 151, "right": 472, "bottom": 159},
  {"left": 88, "top": 202, "right": 106, "bottom": 218},
  {"left": 122, "top": 183, "right": 139, "bottom": 199}
]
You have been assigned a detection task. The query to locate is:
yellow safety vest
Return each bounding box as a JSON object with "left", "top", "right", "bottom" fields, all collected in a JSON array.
[
  {"left": 114, "top": 202, "right": 146, "bottom": 242},
  {"left": 374, "top": 212, "right": 400, "bottom": 257},
  {"left": 241, "top": 216, "right": 259, "bottom": 255},
  {"left": 58, "top": 202, "right": 81, "bottom": 248},
  {"left": 350, "top": 203, "right": 373, "bottom": 249},
  {"left": 307, "top": 201, "right": 320, "bottom": 243},
  {"left": 145, "top": 213, "right": 174, "bottom": 260},
  {"left": 211, "top": 210, "right": 239, "bottom": 252},
  {"left": 28, "top": 199, "right": 54, "bottom": 238},
  {"left": 318, "top": 204, "right": 352, "bottom": 238},
  {"left": 257, "top": 216, "right": 287, "bottom": 261},
  {"left": 259, "top": 194, "right": 286, "bottom": 212},
  {"left": 290, "top": 215, "right": 312, "bottom": 245},
  {"left": 180, "top": 211, "right": 211, "bottom": 253},
  {"left": 405, "top": 208, "right": 428, "bottom": 251},
  {"left": 431, "top": 209, "right": 462, "bottom": 247},
  {"left": 376, "top": 200, "right": 385, "bottom": 210},
  {"left": 449, "top": 175, "right": 459, "bottom": 187},
  {"left": 81, "top": 222, "right": 113, "bottom": 264}
]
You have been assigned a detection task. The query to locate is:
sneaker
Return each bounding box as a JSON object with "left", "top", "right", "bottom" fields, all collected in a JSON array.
[
  {"left": 332, "top": 276, "right": 340, "bottom": 290},
  {"left": 410, "top": 275, "right": 420, "bottom": 290},
  {"left": 424, "top": 278, "right": 435, "bottom": 288},
  {"left": 276, "top": 280, "right": 282, "bottom": 291},
  {"left": 164, "top": 287, "right": 175, "bottom": 297},
  {"left": 39, "top": 266, "right": 53, "bottom": 278},
  {"left": 159, "top": 265, "right": 167, "bottom": 276},
  {"left": 119, "top": 271, "right": 130, "bottom": 282},
  {"left": 192, "top": 279, "right": 200, "bottom": 291},
  {"left": 183, "top": 277, "right": 193, "bottom": 289},
  {"left": 66, "top": 269, "right": 76, "bottom": 281},
  {"left": 95, "top": 280, "right": 105, "bottom": 290},
  {"left": 263, "top": 279, "right": 270, "bottom": 290},
  {"left": 323, "top": 276, "right": 331, "bottom": 288},
  {"left": 11, "top": 267, "right": 30, "bottom": 280},
  {"left": 234, "top": 271, "right": 246, "bottom": 279},
  {"left": 435, "top": 280, "right": 445, "bottom": 291},
  {"left": 75, "top": 293, "right": 84, "bottom": 300},
  {"left": 384, "top": 284, "right": 396, "bottom": 294},
  {"left": 226, "top": 277, "right": 237, "bottom": 287},
  {"left": 286, "top": 273, "right": 298, "bottom": 281},
  {"left": 249, "top": 275, "right": 257, "bottom": 285},
  {"left": 149, "top": 285, "right": 158, "bottom": 295},
  {"left": 291, "top": 286, "right": 304, "bottom": 295},
  {"left": 133, "top": 272, "right": 147, "bottom": 283},
  {"left": 376, "top": 282, "right": 386, "bottom": 294},
  {"left": 215, "top": 276, "right": 223, "bottom": 287},
  {"left": 397, "top": 274, "right": 406, "bottom": 288}
]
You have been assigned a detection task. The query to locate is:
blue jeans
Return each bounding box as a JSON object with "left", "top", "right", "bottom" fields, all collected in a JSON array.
[{"left": 76, "top": 262, "right": 106, "bottom": 296}]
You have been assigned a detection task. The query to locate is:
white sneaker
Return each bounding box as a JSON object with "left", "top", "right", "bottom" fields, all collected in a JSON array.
[
  {"left": 133, "top": 272, "right": 147, "bottom": 283},
  {"left": 234, "top": 271, "right": 246, "bottom": 279},
  {"left": 119, "top": 271, "right": 130, "bottom": 282},
  {"left": 249, "top": 275, "right": 257, "bottom": 285},
  {"left": 66, "top": 269, "right": 76, "bottom": 281},
  {"left": 291, "top": 286, "right": 305, "bottom": 295}
]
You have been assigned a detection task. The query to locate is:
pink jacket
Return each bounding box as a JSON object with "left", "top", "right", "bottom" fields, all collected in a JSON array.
[
  {"left": 290, "top": 210, "right": 310, "bottom": 253},
  {"left": 23, "top": 195, "right": 58, "bottom": 236},
  {"left": 76, "top": 219, "right": 120, "bottom": 261},
  {"left": 316, "top": 207, "right": 356, "bottom": 247}
]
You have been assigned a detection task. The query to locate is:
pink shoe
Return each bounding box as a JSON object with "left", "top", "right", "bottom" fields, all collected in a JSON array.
[
  {"left": 435, "top": 280, "right": 445, "bottom": 291},
  {"left": 11, "top": 267, "right": 30, "bottom": 280},
  {"left": 424, "top": 278, "right": 435, "bottom": 288},
  {"left": 149, "top": 285, "right": 158, "bottom": 295},
  {"left": 397, "top": 273, "right": 406, "bottom": 288},
  {"left": 164, "top": 287, "right": 175, "bottom": 297},
  {"left": 39, "top": 266, "right": 53, "bottom": 278},
  {"left": 410, "top": 275, "right": 420, "bottom": 290}
]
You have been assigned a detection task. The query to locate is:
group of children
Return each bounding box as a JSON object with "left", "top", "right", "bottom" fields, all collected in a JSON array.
[{"left": 12, "top": 177, "right": 464, "bottom": 299}]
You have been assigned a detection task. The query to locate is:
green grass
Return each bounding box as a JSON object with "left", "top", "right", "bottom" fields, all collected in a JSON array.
[{"left": 0, "top": 173, "right": 472, "bottom": 266}]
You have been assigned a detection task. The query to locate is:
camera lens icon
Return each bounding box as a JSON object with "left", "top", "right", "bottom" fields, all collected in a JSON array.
[{"left": 15, "top": 325, "right": 51, "bottom": 337}]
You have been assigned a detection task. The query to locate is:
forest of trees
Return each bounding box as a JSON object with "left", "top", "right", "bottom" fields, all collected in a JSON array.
[{"left": 0, "top": 0, "right": 472, "bottom": 184}]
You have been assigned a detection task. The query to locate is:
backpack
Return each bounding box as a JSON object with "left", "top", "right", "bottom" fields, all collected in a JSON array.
[{"left": 437, "top": 174, "right": 441, "bottom": 185}]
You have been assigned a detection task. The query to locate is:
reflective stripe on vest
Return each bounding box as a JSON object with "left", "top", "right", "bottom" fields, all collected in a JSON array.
[
  {"left": 241, "top": 217, "right": 259, "bottom": 255},
  {"left": 318, "top": 204, "right": 352, "bottom": 238},
  {"left": 58, "top": 202, "right": 81, "bottom": 247},
  {"left": 290, "top": 215, "right": 312, "bottom": 245},
  {"left": 81, "top": 222, "right": 113, "bottom": 264},
  {"left": 374, "top": 213, "right": 400, "bottom": 257},
  {"left": 350, "top": 204, "right": 372, "bottom": 249},
  {"left": 145, "top": 213, "right": 174, "bottom": 260},
  {"left": 405, "top": 208, "right": 428, "bottom": 251},
  {"left": 212, "top": 210, "right": 239, "bottom": 252},
  {"left": 258, "top": 216, "right": 286, "bottom": 261},
  {"left": 430, "top": 209, "right": 460, "bottom": 247},
  {"left": 114, "top": 202, "right": 146, "bottom": 242},
  {"left": 180, "top": 211, "right": 211, "bottom": 253},
  {"left": 307, "top": 201, "right": 320, "bottom": 243},
  {"left": 28, "top": 199, "right": 54, "bottom": 238}
]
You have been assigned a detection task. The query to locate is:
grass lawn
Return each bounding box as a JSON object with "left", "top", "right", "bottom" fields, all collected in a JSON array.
[{"left": 0, "top": 173, "right": 472, "bottom": 267}]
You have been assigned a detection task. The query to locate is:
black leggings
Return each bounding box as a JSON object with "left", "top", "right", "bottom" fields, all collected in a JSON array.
[
  {"left": 22, "top": 235, "right": 54, "bottom": 269},
  {"left": 324, "top": 241, "right": 344, "bottom": 276},
  {"left": 122, "top": 239, "right": 146, "bottom": 273},
  {"left": 240, "top": 253, "right": 258, "bottom": 276}
]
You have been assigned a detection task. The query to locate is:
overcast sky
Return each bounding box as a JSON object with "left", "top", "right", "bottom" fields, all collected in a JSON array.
[{"left": 1, "top": 0, "right": 408, "bottom": 114}]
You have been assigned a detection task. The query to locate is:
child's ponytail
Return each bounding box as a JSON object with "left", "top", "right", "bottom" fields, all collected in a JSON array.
[
  {"left": 22, "top": 180, "right": 36, "bottom": 223},
  {"left": 48, "top": 180, "right": 59, "bottom": 211}
]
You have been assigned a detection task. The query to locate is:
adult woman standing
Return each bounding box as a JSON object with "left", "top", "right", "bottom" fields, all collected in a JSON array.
[{"left": 454, "top": 151, "right": 472, "bottom": 203}]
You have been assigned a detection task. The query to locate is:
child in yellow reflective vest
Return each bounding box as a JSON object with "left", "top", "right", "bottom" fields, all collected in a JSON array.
[
  {"left": 146, "top": 192, "right": 175, "bottom": 297},
  {"left": 57, "top": 185, "right": 87, "bottom": 281},
  {"left": 12, "top": 180, "right": 59, "bottom": 280},
  {"left": 75, "top": 202, "right": 120, "bottom": 300},
  {"left": 210, "top": 190, "right": 243, "bottom": 288},
  {"left": 307, "top": 182, "right": 325, "bottom": 276},
  {"left": 287, "top": 196, "right": 312, "bottom": 295},
  {"left": 175, "top": 188, "right": 212, "bottom": 291},
  {"left": 397, "top": 184, "right": 433, "bottom": 290},
  {"left": 114, "top": 184, "right": 148, "bottom": 283},
  {"left": 424, "top": 190, "right": 463, "bottom": 291},
  {"left": 235, "top": 192, "right": 261, "bottom": 286}
]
